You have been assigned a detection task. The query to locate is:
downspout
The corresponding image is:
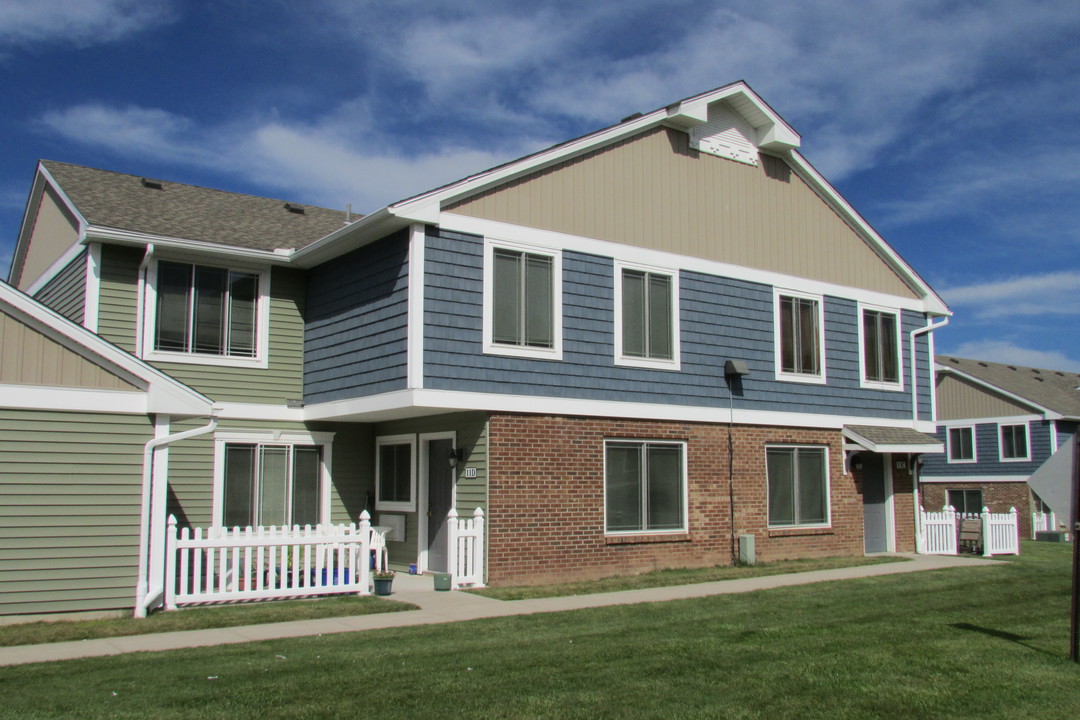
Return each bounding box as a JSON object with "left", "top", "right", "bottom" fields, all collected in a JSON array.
[
  {"left": 134, "top": 416, "right": 218, "bottom": 617},
  {"left": 908, "top": 317, "right": 949, "bottom": 424}
]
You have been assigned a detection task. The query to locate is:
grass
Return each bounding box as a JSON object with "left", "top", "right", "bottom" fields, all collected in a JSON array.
[
  {"left": 1, "top": 541, "right": 1077, "bottom": 719},
  {"left": 467, "top": 554, "right": 905, "bottom": 600},
  {"left": 0, "top": 595, "right": 415, "bottom": 648}
]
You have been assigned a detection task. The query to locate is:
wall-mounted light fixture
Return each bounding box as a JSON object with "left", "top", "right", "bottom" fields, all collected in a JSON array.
[{"left": 448, "top": 447, "right": 465, "bottom": 468}]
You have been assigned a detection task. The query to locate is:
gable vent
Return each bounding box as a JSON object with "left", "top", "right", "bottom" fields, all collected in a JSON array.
[
  {"left": 689, "top": 101, "right": 759, "bottom": 167},
  {"left": 283, "top": 203, "right": 306, "bottom": 214},
  {"left": 140, "top": 178, "right": 163, "bottom": 190}
]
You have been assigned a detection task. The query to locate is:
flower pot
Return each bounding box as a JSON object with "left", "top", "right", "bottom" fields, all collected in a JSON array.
[{"left": 373, "top": 577, "right": 393, "bottom": 596}]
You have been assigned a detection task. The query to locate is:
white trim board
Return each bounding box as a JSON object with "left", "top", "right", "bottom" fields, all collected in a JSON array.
[
  {"left": 919, "top": 475, "right": 1031, "bottom": 484},
  {"left": 0, "top": 384, "right": 147, "bottom": 414}
]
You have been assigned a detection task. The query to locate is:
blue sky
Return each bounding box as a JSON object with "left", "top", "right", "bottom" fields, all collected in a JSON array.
[{"left": 2, "top": 0, "right": 1079, "bottom": 370}]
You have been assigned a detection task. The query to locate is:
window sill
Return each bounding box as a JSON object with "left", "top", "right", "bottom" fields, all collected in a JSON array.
[
  {"left": 767, "top": 527, "right": 833, "bottom": 538},
  {"left": 860, "top": 380, "right": 905, "bottom": 392},
  {"left": 614, "top": 356, "right": 681, "bottom": 371},
  {"left": 604, "top": 532, "right": 690, "bottom": 545},
  {"left": 144, "top": 349, "right": 268, "bottom": 369},
  {"left": 483, "top": 343, "right": 563, "bottom": 361},
  {"left": 775, "top": 371, "right": 827, "bottom": 385}
]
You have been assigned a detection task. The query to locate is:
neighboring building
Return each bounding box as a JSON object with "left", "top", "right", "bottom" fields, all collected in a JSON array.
[
  {"left": 2, "top": 81, "right": 949, "bottom": 618},
  {"left": 920, "top": 355, "right": 1080, "bottom": 537}
]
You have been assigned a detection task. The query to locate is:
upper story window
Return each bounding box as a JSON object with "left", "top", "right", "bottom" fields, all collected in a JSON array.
[
  {"left": 947, "top": 426, "right": 976, "bottom": 463},
  {"left": 144, "top": 259, "right": 270, "bottom": 368},
  {"left": 999, "top": 423, "right": 1030, "bottom": 462},
  {"left": 614, "top": 261, "right": 680, "bottom": 369},
  {"left": 604, "top": 440, "right": 686, "bottom": 534},
  {"left": 766, "top": 445, "right": 829, "bottom": 528},
  {"left": 774, "top": 289, "right": 825, "bottom": 384},
  {"left": 483, "top": 239, "right": 562, "bottom": 360},
  {"left": 860, "top": 305, "right": 902, "bottom": 390}
]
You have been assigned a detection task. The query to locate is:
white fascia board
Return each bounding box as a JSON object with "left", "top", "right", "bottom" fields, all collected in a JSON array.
[
  {"left": 785, "top": 151, "right": 949, "bottom": 316},
  {"left": 0, "top": 384, "right": 147, "bottom": 414},
  {"left": 289, "top": 207, "right": 409, "bottom": 268},
  {"left": 933, "top": 367, "right": 1056, "bottom": 419},
  {"left": 442, "top": 213, "right": 937, "bottom": 314},
  {"left": 918, "top": 475, "right": 1031, "bottom": 484},
  {"left": 935, "top": 413, "right": 1046, "bottom": 427},
  {"left": 0, "top": 282, "right": 213, "bottom": 416},
  {"left": 303, "top": 386, "right": 938, "bottom": 433},
  {"left": 213, "top": 402, "right": 306, "bottom": 422},
  {"left": 84, "top": 226, "right": 294, "bottom": 264}
]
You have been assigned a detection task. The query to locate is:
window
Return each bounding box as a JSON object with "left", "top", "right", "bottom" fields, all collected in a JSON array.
[
  {"left": 483, "top": 240, "right": 562, "bottom": 360},
  {"left": 146, "top": 260, "right": 268, "bottom": 367},
  {"left": 860, "top": 306, "right": 901, "bottom": 388},
  {"left": 999, "top": 423, "right": 1030, "bottom": 461},
  {"left": 615, "top": 261, "right": 680, "bottom": 369},
  {"left": 605, "top": 441, "right": 686, "bottom": 533},
  {"left": 221, "top": 444, "right": 324, "bottom": 528},
  {"left": 947, "top": 489, "right": 983, "bottom": 515},
  {"left": 767, "top": 446, "right": 829, "bottom": 527},
  {"left": 376, "top": 435, "right": 416, "bottom": 511},
  {"left": 775, "top": 290, "right": 824, "bottom": 383},
  {"left": 947, "top": 426, "right": 975, "bottom": 463}
]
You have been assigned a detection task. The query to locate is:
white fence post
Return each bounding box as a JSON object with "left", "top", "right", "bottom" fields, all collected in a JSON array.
[
  {"left": 472, "top": 507, "right": 486, "bottom": 589},
  {"left": 358, "top": 511, "right": 372, "bottom": 593},
  {"left": 447, "top": 508, "right": 460, "bottom": 588},
  {"left": 981, "top": 507, "right": 993, "bottom": 557},
  {"left": 165, "top": 515, "right": 178, "bottom": 610}
]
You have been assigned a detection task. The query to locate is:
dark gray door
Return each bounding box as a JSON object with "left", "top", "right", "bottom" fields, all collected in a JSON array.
[
  {"left": 861, "top": 453, "right": 888, "bottom": 553},
  {"left": 426, "top": 439, "right": 454, "bottom": 573}
]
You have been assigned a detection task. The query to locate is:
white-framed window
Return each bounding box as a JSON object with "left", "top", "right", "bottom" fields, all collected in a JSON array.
[
  {"left": 482, "top": 238, "right": 562, "bottom": 360},
  {"left": 614, "top": 260, "right": 680, "bottom": 369},
  {"left": 376, "top": 434, "right": 416, "bottom": 512},
  {"left": 213, "top": 430, "right": 334, "bottom": 528},
  {"left": 999, "top": 423, "right": 1030, "bottom": 462},
  {"left": 947, "top": 426, "right": 976, "bottom": 463},
  {"left": 947, "top": 488, "right": 983, "bottom": 515},
  {"left": 774, "top": 289, "right": 825, "bottom": 384},
  {"left": 858, "top": 303, "right": 903, "bottom": 390},
  {"left": 766, "top": 445, "right": 830, "bottom": 528},
  {"left": 142, "top": 258, "right": 270, "bottom": 368},
  {"left": 604, "top": 440, "right": 687, "bottom": 534}
]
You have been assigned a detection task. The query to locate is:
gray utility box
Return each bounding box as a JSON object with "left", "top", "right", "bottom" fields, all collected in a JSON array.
[
  {"left": 1035, "top": 531, "right": 1070, "bottom": 543},
  {"left": 738, "top": 534, "right": 756, "bottom": 566}
]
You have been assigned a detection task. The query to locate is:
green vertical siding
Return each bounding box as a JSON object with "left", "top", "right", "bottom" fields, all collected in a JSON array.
[
  {"left": 0, "top": 410, "right": 152, "bottom": 616},
  {"left": 95, "top": 245, "right": 306, "bottom": 404}
]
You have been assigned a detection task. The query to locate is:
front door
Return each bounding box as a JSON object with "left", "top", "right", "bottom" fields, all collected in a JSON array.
[
  {"left": 861, "top": 453, "right": 889, "bottom": 553},
  {"left": 426, "top": 438, "right": 454, "bottom": 573}
]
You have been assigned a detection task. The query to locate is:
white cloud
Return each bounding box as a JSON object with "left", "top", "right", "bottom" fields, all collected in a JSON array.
[
  {"left": 0, "top": 0, "right": 174, "bottom": 48},
  {"left": 947, "top": 340, "right": 1080, "bottom": 373},
  {"left": 942, "top": 272, "right": 1080, "bottom": 320}
]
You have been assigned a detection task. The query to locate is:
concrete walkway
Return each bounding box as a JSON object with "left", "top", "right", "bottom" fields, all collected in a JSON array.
[{"left": 0, "top": 554, "right": 1000, "bottom": 667}]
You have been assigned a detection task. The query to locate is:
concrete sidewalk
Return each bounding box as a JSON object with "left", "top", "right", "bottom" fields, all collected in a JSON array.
[{"left": 0, "top": 554, "right": 999, "bottom": 667}]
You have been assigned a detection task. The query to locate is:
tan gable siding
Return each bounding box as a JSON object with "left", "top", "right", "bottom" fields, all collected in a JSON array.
[
  {"left": 0, "top": 310, "right": 137, "bottom": 391},
  {"left": 936, "top": 374, "right": 1036, "bottom": 420},
  {"left": 448, "top": 127, "right": 918, "bottom": 298},
  {"left": 0, "top": 410, "right": 151, "bottom": 616},
  {"left": 17, "top": 185, "right": 81, "bottom": 291}
]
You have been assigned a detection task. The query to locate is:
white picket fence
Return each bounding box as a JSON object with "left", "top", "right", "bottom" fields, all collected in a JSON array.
[
  {"left": 918, "top": 506, "right": 1019, "bottom": 557},
  {"left": 447, "top": 507, "right": 485, "bottom": 589},
  {"left": 164, "top": 512, "right": 374, "bottom": 608},
  {"left": 1031, "top": 511, "right": 1057, "bottom": 538}
]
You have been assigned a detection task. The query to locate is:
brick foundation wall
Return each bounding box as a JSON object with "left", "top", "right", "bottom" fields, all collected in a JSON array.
[
  {"left": 485, "top": 414, "right": 867, "bottom": 587},
  {"left": 918, "top": 481, "right": 1034, "bottom": 539}
]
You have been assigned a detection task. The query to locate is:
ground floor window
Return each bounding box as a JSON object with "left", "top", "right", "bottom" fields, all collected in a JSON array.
[
  {"left": 223, "top": 444, "right": 322, "bottom": 528},
  {"left": 604, "top": 440, "right": 686, "bottom": 533},
  {"left": 376, "top": 435, "right": 416, "bottom": 512},
  {"left": 948, "top": 488, "right": 984, "bottom": 515},
  {"left": 767, "top": 446, "right": 829, "bottom": 527}
]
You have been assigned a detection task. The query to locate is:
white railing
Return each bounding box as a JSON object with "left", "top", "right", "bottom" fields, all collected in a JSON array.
[
  {"left": 918, "top": 505, "right": 1019, "bottom": 557},
  {"left": 920, "top": 505, "right": 958, "bottom": 555},
  {"left": 1032, "top": 511, "right": 1057, "bottom": 538},
  {"left": 164, "top": 511, "right": 373, "bottom": 609},
  {"left": 448, "top": 507, "right": 485, "bottom": 589}
]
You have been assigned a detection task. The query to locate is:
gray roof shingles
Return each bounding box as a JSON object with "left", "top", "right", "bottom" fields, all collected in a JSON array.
[
  {"left": 937, "top": 355, "right": 1080, "bottom": 418},
  {"left": 42, "top": 161, "right": 350, "bottom": 252},
  {"left": 844, "top": 425, "right": 941, "bottom": 447}
]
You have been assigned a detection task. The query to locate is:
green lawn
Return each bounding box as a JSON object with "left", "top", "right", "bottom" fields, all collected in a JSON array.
[
  {"left": 468, "top": 554, "right": 904, "bottom": 600},
  {"left": 0, "top": 595, "right": 415, "bottom": 648},
  {"left": 0, "top": 542, "right": 1077, "bottom": 719}
]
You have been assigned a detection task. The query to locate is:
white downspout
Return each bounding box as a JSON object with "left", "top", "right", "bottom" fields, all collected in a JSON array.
[
  {"left": 134, "top": 415, "right": 218, "bottom": 618},
  {"left": 908, "top": 316, "right": 949, "bottom": 424}
]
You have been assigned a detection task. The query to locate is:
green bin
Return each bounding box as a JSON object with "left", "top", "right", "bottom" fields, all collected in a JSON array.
[{"left": 433, "top": 572, "right": 452, "bottom": 591}]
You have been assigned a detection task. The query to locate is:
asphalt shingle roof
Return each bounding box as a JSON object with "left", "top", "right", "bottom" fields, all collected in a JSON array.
[
  {"left": 41, "top": 161, "right": 350, "bottom": 252},
  {"left": 845, "top": 425, "right": 942, "bottom": 447},
  {"left": 936, "top": 355, "right": 1080, "bottom": 419}
]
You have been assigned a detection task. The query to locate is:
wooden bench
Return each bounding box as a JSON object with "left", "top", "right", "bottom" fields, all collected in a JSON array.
[{"left": 958, "top": 517, "right": 983, "bottom": 554}]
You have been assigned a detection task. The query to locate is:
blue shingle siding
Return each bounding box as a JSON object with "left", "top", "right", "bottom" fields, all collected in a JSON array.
[
  {"left": 303, "top": 230, "right": 409, "bottom": 403},
  {"left": 421, "top": 227, "right": 925, "bottom": 419},
  {"left": 35, "top": 249, "right": 86, "bottom": 325},
  {"left": 921, "top": 419, "right": 1054, "bottom": 477},
  {"left": 1056, "top": 421, "right": 1077, "bottom": 449}
]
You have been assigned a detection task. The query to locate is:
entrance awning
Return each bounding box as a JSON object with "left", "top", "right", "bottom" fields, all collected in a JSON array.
[{"left": 842, "top": 425, "right": 944, "bottom": 454}]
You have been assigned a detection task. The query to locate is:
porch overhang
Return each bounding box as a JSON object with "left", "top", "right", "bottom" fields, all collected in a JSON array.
[{"left": 842, "top": 425, "right": 944, "bottom": 455}]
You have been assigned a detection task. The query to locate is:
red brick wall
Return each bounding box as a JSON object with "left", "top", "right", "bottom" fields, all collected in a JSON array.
[
  {"left": 485, "top": 414, "right": 866, "bottom": 586},
  {"left": 918, "top": 481, "right": 1034, "bottom": 538}
]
